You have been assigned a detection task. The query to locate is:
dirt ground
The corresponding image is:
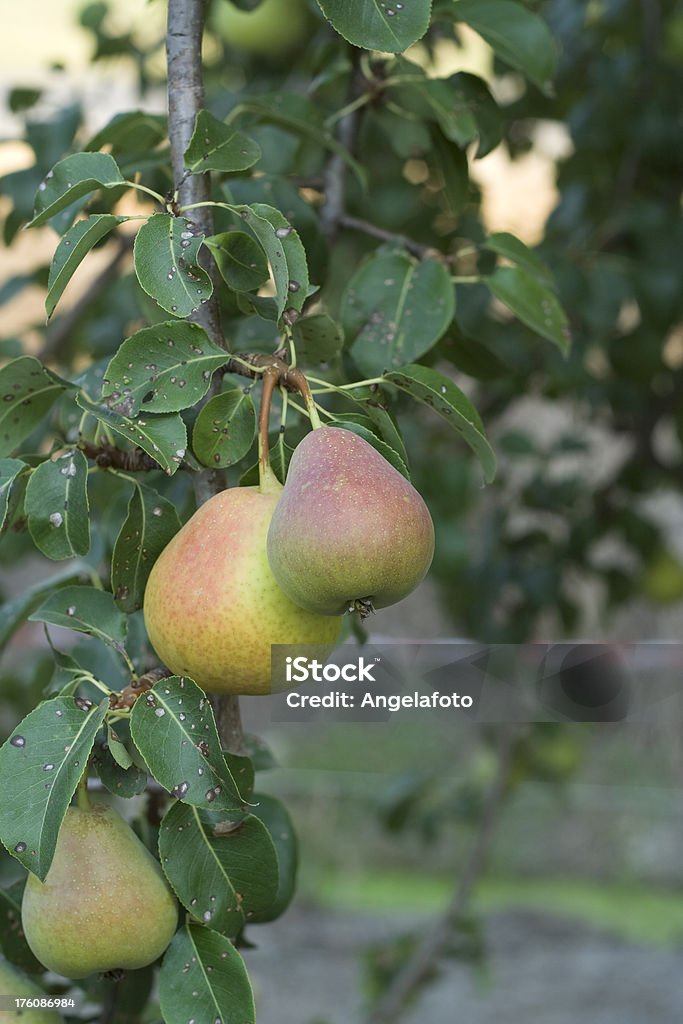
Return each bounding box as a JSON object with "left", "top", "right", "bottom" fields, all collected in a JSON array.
[{"left": 245, "top": 905, "right": 683, "bottom": 1024}]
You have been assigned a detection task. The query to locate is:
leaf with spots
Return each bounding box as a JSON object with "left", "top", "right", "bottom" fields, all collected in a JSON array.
[
  {"left": 316, "top": 0, "right": 432, "bottom": 53},
  {"left": 0, "top": 696, "right": 109, "bottom": 880},
  {"left": 0, "top": 356, "right": 71, "bottom": 459},
  {"left": 249, "top": 794, "right": 298, "bottom": 923},
  {"left": 291, "top": 313, "right": 344, "bottom": 367},
  {"left": 111, "top": 482, "right": 181, "bottom": 612},
  {"left": 0, "top": 879, "right": 43, "bottom": 972},
  {"left": 130, "top": 676, "right": 245, "bottom": 814},
  {"left": 329, "top": 420, "right": 410, "bottom": 479},
  {"left": 102, "top": 321, "right": 227, "bottom": 416},
  {"left": 28, "top": 152, "right": 125, "bottom": 228},
  {"left": 228, "top": 203, "right": 308, "bottom": 320},
  {"left": 159, "top": 923, "right": 255, "bottom": 1024},
  {"left": 384, "top": 363, "right": 497, "bottom": 483},
  {"left": 192, "top": 389, "right": 256, "bottom": 469},
  {"left": 92, "top": 727, "right": 148, "bottom": 799},
  {"left": 204, "top": 231, "right": 269, "bottom": 293},
  {"left": 76, "top": 391, "right": 188, "bottom": 476},
  {"left": 45, "top": 214, "right": 124, "bottom": 319},
  {"left": 485, "top": 266, "right": 571, "bottom": 353},
  {"left": 133, "top": 213, "right": 213, "bottom": 318},
  {"left": 0, "top": 458, "right": 28, "bottom": 531},
  {"left": 184, "top": 110, "right": 261, "bottom": 173},
  {"left": 159, "top": 803, "right": 279, "bottom": 937},
  {"left": 24, "top": 449, "right": 90, "bottom": 561},
  {"left": 342, "top": 250, "right": 455, "bottom": 377},
  {"left": 29, "top": 585, "right": 128, "bottom": 658}
]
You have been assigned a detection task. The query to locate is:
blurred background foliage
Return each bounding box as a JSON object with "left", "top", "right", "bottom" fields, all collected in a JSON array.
[{"left": 1, "top": 1, "right": 683, "bottom": 1020}]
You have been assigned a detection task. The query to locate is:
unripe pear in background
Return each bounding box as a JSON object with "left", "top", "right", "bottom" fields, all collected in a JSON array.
[
  {"left": 143, "top": 486, "right": 342, "bottom": 695},
  {"left": 22, "top": 805, "right": 177, "bottom": 980},
  {"left": 267, "top": 426, "right": 435, "bottom": 616},
  {"left": 642, "top": 548, "right": 683, "bottom": 604},
  {"left": 0, "top": 958, "right": 62, "bottom": 1023},
  {"left": 211, "top": 0, "right": 311, "bottom": 57}
]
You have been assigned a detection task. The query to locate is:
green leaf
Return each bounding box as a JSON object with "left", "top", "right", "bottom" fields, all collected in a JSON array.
[
  {"left": 0, "top": 567, "right": 89, "bottom": 651},
  {"left": 204, "top": 231, "right": 269, "bottom": 292},
  {"left": 85, "top": 110, "right": 167, "bottom": 154},
  {"left": 390, "top": 65, "right": 478, "bottom": 147},
  {"left": 330, "top": 420, "right": 410, "bottom": 479},
  {"left": 316, "top": 0, "right": 432, "bottom": 53},
  {"left": 25, "top": 450, "right": 90, "bottom": 561},
  {"left": 102, "top": 321, "right": 227, "bottom": 416},
  {"left": 111, "top": 482, "right": 181, "bottom": 612},
  {"left": 130, "top": 677, "right": 245, "bottom": 814},
  {"left": 0, "top": 458, "right": 28, "bottom": 531},
  {"left": 230, "top": 203, "right": 309, "bottom": 319},
  {"left": 0, "top": 879, "right": 43, "bottom": 972},
  {"left": 385, "top": 363, "right": 497, "bottom": 482},
  {"left": 428, "top": 129, "right": 469, "bottom": 215},
  {"left": 185, "top": 110, "right": 261, "bottom": 173},
  {"left": 29, "top": 585, "right": 128, "bottom": 656},
  {"left": 159, "top": 924, "right": 255, "bottom": 1024},
  {"left": 46, "top": 215, "right": 123, "bottom": 319},
  {"left": 0, "top": 357, "right": 69, "bottom": 458},
  {"left": 449, "top": 72, "right": 502, "bottom": 158},
  {"left": 453, "top": 0, "right": 558, "bottom": 94},
  {"left": 291, "top": 313, "right": 344, "bottom": 366},
  {"left": 76, "top": 391, "right": 188, "bottom": 476},
  {"left": 192, "top": 389, "right": 256, "bottom": 469},
  {"left": 0, "top": 696, "right": 109, "bottom": 880},
  {"left": 133, "top": 213, "right": 213, "bottom": 318},
  {"left": 92, "top": 729, "right": 148, "bottom": 799},
  {"left": 485, "top": 266, "right": 571, "bottom": 352},
  {"left": 342, "top": 251, "right": 455, "bottom": 376},
  {"left": 483, "top": 232, "right": 554, "bottom": 286},
  {"left": 249, "top": 793, "right": 298, "bottom": 923},
  {"left": 29, "top": 152, "right": 125, "bottom": 228},
  {"left": 159, "top": 804, "right": 279, "bottom": 936}
]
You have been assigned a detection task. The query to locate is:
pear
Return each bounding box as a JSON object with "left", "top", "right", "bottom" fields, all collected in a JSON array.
[
  {"left": 143, "top": 486, "right": 342, "bottom": 695},
  {"left": 267, "top": 427, "right": 435, "bottom": 616},
  {"left": 21, "top": 805, "right": 177, "bottom": 979},
  {"left": 0, "top": 957, "right": 62, "bottom": 1023}
]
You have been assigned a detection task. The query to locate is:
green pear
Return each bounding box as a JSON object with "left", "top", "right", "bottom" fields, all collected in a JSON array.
[
  {"left": 21, "top": 805, "right": 177, "bottom": 979},
  {"left": 0, "top": 957, "right": 61, "bottom": 1023},
  {"left": 267, "top": 426, "right": 435, "bottom": 616},
  {"left": 211, "top": 0, "right": 311, "bottom": 57},
  {"left": 143, "top": 486, "right": 342, "bottom": 695}
]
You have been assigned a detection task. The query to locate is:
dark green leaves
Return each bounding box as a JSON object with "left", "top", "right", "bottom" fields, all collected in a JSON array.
[
  {"left": 130, "top": 677, "right": 245, "bottom": 814},
  {"left": 385, "top": 364, "right": 497, "bottom": 482},
  {"left": 25, "top": 450, "right": 90, "bottom": 560},
  {"left": 159, "top": 924, "right": 255, "bottom": 1024},
  {"left": 134, "top": 214, "right": 213, "bottom": 317},
  {"left": 159, "top": 803, "right": 278, "bottom": 936},
  {"left": 111, "top": 482, "right": 181, "bottom": 612},
  {"left": 0, "top": 879, "right": 42, "bottom": 971},
  {"left": 485, "top": 266, "right": 571, "bottom": 352},
  {"left": 292, "top": 313, "right": 344, "bottom": 366},
  {"left": 46, "top": 215, "right": 123, "bottom": 319},
  {"left": 317, "top": 0, "right": 432, "bottom": 53},
  {"left": 102, "top": 321, "right": 227, "bottom": 416},
  {"left": 249, "top": 794, "right": 298, "bottom": 923},
  {"left": 453, "top": 0, "right": 558, "bottom": 94},
  {"left": 0, "top": 696, "right": 108, "bottom": 879},
  {"left": 29, "top": 152, "right": 125, "bottom": 227},
  {"left": 342, "top": 251, "right": 455, "bottom": 376},
  {"left": 231, "top": 203, "right": 309, "bottom": 319},
  {"left": 185, "top": 110, "right": 261, "bottom": 173},
  {"left": 0, "top": 458, "right": 27, "bottom": 530},
  {"left": 483, "top": 232, "right": 553, "bottom": 286},
  {"left": 192, "top": 389, "right": 256, "bottom": 469},
  {"left": 331, "top": 420, "right": 409, "bottom": 479},
  {"left": 0, "top": 357, "right": 69, "bottom": 458},
  {"left": 76, "top": 392, "right": 187, "bottom": 475},
  {"left": 204, "top": 232, "right": 269, "bottom": 292},
  {"left": 29, "top": 585, "right": 128, "bottom": 656}
]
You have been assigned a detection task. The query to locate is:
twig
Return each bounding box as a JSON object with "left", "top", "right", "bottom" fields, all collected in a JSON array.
[
  {"left": 320, "top": 49, "right": 364, "bottom": 240},
  {"left": 366, "top": 726, "right": 519, "bottom": 1024},
  {"left": 339, "top": 214, "right": 443, "bottom": 261},
  {"left": 79, "top": 439, "right": 161, "bottom": 472},
  {"left": 166, "top": 0, "right": 244, "bottom": 751}
]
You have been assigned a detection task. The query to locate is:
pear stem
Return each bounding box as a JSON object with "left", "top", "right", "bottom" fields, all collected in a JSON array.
[
  {"left": 76, "top": 768, "right": 91, "bottom": 811},
  {"left": 258, "top": 366, "right": 283, "bottom": 493},
  {"left": 286, "top": 368, "right": 323, "bottom": 429}
]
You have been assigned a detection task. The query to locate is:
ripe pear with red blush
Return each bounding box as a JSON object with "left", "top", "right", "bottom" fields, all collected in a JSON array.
[
  {"left": 143, "top": 479, "right": 342, "bottom": 695},
  {"left": 267, "top": 426, "right": 435, "bottom": 616}
]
